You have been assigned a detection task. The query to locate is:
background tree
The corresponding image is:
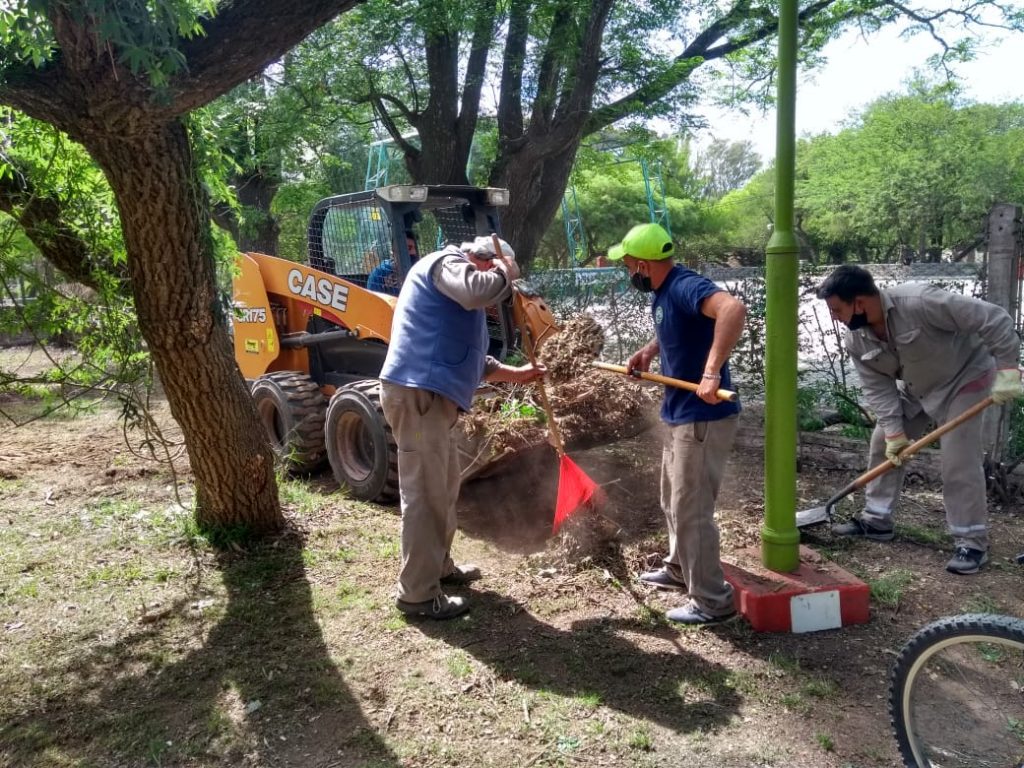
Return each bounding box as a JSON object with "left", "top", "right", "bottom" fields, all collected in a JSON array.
[
  {"left": 536, "top": 133, "right": 711, "bottom": 267},
  {"left": 208, "top": 53, "right": 380, "bottom": 258},
  {"left": 0, "top": 0, "right": 364, "bottom": 534},
  {"left": 796, "top": 85, "right": 1024, "bottom": 262},
  {"left": 692, "top": 139, "right": 763, "bottom": 201},
  {"left": 305, "top": 0, "right": 1023, "bottom": 273}
]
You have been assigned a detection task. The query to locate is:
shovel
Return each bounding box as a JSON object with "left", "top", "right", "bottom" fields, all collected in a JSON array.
[
  {"left": 592, "top": 362, "right": 739, "bottom": 402},
  {"left": 795, "top": 395, "right": 995, "bottom": 528}
]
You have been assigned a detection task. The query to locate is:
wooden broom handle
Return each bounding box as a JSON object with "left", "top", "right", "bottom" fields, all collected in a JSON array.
[
  {"left": 592, "top": 362, "right": 739, "bottom": 403},
  {"left": 491, "top": 234, "right": 565, "bottom": 456}
]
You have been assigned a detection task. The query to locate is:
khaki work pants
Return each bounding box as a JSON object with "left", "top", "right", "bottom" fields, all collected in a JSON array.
[
  {"left": 380, "top": 382, "right": 462, "bottom": 603},
  {"left": 660, "top": 415, "right": 739, "bottom": 617},
  {"left": 863, "top": 379, "right": 991, "bottom": 551}
]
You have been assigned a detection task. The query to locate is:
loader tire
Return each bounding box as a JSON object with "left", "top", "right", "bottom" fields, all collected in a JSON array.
[
  {"left": 251, "top": 372, "right": 327, "bottom": 473},
  {"left": 325, "top": 379, "right": 399, "bottom": 503}
]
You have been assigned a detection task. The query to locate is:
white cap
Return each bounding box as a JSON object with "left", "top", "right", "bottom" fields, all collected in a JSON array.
[{"left": 460, "top": 235, "right": 515, "bottom": 261}]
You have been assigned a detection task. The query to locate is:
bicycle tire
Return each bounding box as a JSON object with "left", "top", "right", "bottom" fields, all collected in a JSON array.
[{"left": 889, "top": 613, "right": 1024, "bottom": 768}]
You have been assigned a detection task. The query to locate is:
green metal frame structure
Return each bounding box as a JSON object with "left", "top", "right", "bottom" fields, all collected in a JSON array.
[{"left": 560, "top": 149, "right": 672, "bottom": 267}]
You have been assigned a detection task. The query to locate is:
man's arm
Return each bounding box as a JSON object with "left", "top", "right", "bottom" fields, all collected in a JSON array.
[
  {"left": 852, "top": 355, "right": 904, "bottom": 437},
  {"left": 433, "top": 254, "right": 513, "bottom": 310},
  {"left": 696, "top": 291, "right": 746, "bottom": 403},
  {"left": 627, "top": 338, "right": 660, "bottom": 374},
  {"left": 484, "top": 361, "right": 546, "bottom": 384}
]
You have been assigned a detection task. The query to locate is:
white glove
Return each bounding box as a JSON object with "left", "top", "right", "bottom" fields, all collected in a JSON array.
[
  {"left": 885, "top": 433, "right": 911, "bottom": 466},
  {"left": 991, "top": 368, "right": 1024, "bottom": 405}
]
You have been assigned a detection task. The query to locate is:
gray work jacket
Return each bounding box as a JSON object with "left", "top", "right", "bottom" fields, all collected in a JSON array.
[{"left": 844, "top": 283, "right": 1020, "bottom": 436}]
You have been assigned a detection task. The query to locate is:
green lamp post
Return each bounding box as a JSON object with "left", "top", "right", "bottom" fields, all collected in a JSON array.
[{"left": 761, "top": 0, "right": 801, "bottom": 572}]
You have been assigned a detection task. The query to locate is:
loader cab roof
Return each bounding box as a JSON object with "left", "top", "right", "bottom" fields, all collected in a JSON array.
[
  {"left": 304, "top": 184, "right": 514, "bottom": 363},
  {"left": 306, "top": 184, "right": 509, "bottom": 287}
]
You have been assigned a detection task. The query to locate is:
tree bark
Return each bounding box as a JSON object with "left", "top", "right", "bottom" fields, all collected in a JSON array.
[
  {"left": 235, "top": 169, "right": 282, "bottom": 255},
  {"left": 85, "top": 121, "right": 282, "bottom": 532}
]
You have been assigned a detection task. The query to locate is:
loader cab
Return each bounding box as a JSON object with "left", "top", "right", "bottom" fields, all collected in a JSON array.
[{"left": 305, "top": 184, "right": 515, "bottom": 386}]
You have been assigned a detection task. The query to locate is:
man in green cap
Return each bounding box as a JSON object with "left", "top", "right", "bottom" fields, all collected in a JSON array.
[{"left": 608, "top": 222, "right": 747, "bottom": 625}]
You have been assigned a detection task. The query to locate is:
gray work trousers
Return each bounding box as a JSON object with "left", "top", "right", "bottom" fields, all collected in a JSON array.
[
  {"left": 862, "top": 382, "right": 990, "bottom": 551},
  {"left": 380, "top": 382, "right": 462, "bottom": 603},
  {"left": 660, "top": 415, "right": 739, "bottom": 617}
]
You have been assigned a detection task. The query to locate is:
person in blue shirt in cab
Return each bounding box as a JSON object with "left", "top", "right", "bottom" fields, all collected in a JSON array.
[{"left": 367, "top": 231, "right": 420, "bottom": 296}]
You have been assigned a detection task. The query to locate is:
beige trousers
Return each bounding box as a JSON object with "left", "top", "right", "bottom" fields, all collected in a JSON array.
[
  {"left": 380, "top": 382, "right": 462, "bottom": 603},
  {"left": 863, "top": 379, "right": 991, "bottom": 551},
  {"left": 660, "top": 416, "right": 738, "bottom": 616}
]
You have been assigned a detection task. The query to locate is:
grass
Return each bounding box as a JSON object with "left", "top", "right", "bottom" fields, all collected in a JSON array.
[
  {"left": 627, "top": 726, "right": 653, "bottom": 751},
  {"left": 867, "top": 568, "right": 915, "bottom": 609},
  {"left": 6, "top": 387, "right": 1024, "bottom": 768},
  {"left": 446, "top": 651, "right": 473, "bottom": 679},
  {"left": 896, "top": 522, "right": 949, "bottom": 547},
  {"left": 278, "top": 479, "right": 331, "bottom": 516},
  {"left": 963, "top": 593, "right": 1003, "bottom": 613}
]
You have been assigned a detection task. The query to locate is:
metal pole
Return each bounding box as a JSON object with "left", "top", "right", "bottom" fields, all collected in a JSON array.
[{"left": 761, "top": 0, "right": 800, "bottom": 571}]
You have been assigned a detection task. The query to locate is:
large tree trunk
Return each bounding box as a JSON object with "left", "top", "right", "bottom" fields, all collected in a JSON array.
[
  {"left": 491, "top": 141, "right": 579, "bottom": 275},
  {"left": 89, "top": 120, "right": 282, "bottom": 533},
  {"left": 235, "top": 169, "right": 282, "bottom": 255}
]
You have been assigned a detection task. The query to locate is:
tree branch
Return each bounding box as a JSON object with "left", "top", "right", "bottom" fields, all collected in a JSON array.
[
  {"left": 497, "top": 0, "right": 530, "bottom": 147},
  {"left": 171, "top": 0, "right": 368, "bottom": 114},
  {"left": 584, "top": 0, "right": 841, "bottom": 135},
  {"left": 0, "top": 168, "right": 123, "bottom": 290},
  {"left": 457, "top": 2, "right": 498, "bottom": 151}
]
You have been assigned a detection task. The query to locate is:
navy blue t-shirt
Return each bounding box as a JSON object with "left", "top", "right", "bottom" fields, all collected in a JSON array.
[{"left": 652, "top": 265, "right": 741, "bottom": 425}]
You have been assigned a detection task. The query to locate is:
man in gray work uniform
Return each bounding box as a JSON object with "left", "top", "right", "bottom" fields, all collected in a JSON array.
[
  {"left": 817, "top": 265, "right": 1024, "bottom": 574},
  {"left": 380, "top": 236, "right": 545, "bottom": 619}
]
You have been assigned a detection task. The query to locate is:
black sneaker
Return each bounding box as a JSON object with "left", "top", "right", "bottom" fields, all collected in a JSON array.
[
  {"left": 945, "top": 546, "right": 990, "bottom": 575},
  {"left": 396, "top": 594, "right": 469, "bottom": 620},
  {"left": 832, "top": 517, "right": 895, "bottom": 542},
  {"left": 638, "top": 568, "right": 688, "bottom": 591}
]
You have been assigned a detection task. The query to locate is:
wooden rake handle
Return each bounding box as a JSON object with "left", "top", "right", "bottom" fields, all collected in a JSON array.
[
  {"left": 592, "top": 362, "right": 739, "bottom": 403},
  {"left": 492, "top": 234, "right": 565, "bottom": 456}
]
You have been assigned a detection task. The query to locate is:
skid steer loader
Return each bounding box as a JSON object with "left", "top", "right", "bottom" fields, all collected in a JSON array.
[{"left": 231, "top": 184, "right": 554, "bottom": 502}]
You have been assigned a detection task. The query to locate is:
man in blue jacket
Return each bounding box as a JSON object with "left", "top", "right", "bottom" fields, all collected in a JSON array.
[
  {"left": 380, "top": 236, "right": 545, "bottom": 620},
  {"left": 609, "top": 223, "right": 747, "bottom": 625}
]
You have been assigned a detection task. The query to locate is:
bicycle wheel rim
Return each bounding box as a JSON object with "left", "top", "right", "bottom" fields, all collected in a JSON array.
[{"left": 895, "top": 619, "right": 1024, "bottom": 767}]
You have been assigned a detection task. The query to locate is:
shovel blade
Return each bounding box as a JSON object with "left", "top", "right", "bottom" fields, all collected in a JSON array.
[{"left": 795, "top": 505, "right": 829, "bottom": 528}]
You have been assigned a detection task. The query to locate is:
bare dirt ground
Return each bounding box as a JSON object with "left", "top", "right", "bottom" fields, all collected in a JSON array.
[{"left": 2, "top": 347, "right": 1024, "bottom": 768}]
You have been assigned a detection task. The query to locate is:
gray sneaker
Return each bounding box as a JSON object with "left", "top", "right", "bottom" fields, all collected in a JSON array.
[
  {"left": 639, "top": 568, "right": 687, "bottom": 590},
  {"left": 396, "top": 594, "right": 469, "bottom": 620},
  {"left": 945, "top": 546, "right": 989, "bottom": 575},
  {"left": 832, "top": 517, "right": 895, "bottom": 542},
  {"left": 666, "top": 599, "right": 736, "bottom": 626}
]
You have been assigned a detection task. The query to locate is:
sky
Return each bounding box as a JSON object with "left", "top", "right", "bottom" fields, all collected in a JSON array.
[{"left": 694, "top": 23, "right": 1024, "bottom": 162}]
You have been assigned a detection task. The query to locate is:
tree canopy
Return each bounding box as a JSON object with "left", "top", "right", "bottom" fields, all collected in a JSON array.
[
  {"left": 705, "top": 86, "right": 1024, "bottom": 264},
  {"left": 297, "top": 0, "right": 1024, "bottom": 271}
]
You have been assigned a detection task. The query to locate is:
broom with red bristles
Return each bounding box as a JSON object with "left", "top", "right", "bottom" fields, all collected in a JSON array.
[{"left": 491, "top": 234, "right": 602, "bottom": 535}]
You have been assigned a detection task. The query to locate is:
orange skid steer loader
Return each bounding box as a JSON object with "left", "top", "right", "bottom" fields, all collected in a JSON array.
[{"left": 231, "top": 184, "right": 556, "bottom": 502}]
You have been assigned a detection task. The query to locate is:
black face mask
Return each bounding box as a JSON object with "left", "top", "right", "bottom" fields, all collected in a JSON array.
[
  {"left": 630, "top": 271, "right": 654, "bottom": 293},
  {"left": 845, "top": 312, "right": 869, "bottom": 331}
]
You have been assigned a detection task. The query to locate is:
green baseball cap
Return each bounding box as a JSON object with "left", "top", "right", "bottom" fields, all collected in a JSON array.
[{"left": 607, "top": 223, "right": 674, "bottom": 261}]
